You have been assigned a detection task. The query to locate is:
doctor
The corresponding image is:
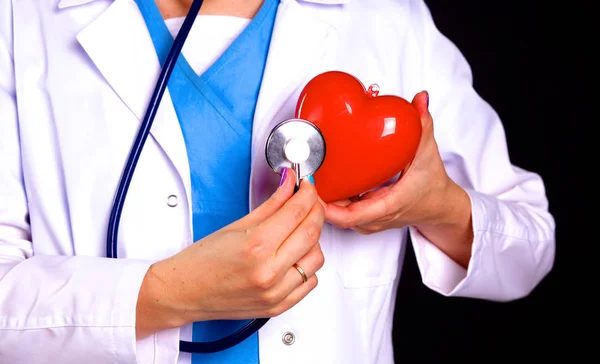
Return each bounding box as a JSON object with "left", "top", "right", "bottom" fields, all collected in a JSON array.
[{"left": 0, "top": 0, "right": 555, "bottom": 363}]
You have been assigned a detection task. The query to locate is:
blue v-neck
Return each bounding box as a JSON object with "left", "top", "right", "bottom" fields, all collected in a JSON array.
[
  {"left": 136, "top": 0, "right": 278, "bottom": 136},
  {"left": 134, "top": 0, "right": 279, "bottom": 363}
]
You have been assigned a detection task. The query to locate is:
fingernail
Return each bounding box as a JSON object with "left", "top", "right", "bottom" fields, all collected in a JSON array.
[
  {"left": 279, "top": 168, "right": 288, "bottom": 186},
  {"left": 425, "top": 91, "right": 429, "bottom": 108},
  {"left": 307, "top": 175, "right": 315, "bottom": 185}
]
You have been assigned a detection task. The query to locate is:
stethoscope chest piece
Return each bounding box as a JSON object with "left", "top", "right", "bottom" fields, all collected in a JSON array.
[{"left": 265, "top": 119, "right": 326, "bottom": 184}]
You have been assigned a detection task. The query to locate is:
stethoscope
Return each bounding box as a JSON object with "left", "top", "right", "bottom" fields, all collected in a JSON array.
[{"left": 105, "top": 0, "right": 326, "bottom": 354}]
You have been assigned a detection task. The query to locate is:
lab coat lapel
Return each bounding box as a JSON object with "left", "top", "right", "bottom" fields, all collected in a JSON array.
[
  {"left": 75, "top": 0, "right": 192, "bottom": 200},
  {"left": 250, "top": 0, "right": 341, "bottom": 208}
]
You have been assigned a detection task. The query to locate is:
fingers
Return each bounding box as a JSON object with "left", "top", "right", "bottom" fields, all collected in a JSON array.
[
  {"left": 252, "top": 275, "right": 319, "bottom": 319},
  {"left": 281, "top": 239, "right": 324, "bottom": 286},
  {"left": 230, "top": 244, "right": 323, "bottom": 319},
  {"left": 198, "top": 272, "right": 317, "bottom": 320},
  {"left": 329, "top": 198, "right": 353, "bottom": 207},
  {"left": 247, "top": 243, "right": 324, "bottom": 315},
  {"left": 325, "top": 186, "right": 394, "bottom": 229},
  {"left": 275, "top": 197, "right": 325, "bottom": 269},
  {"left": 351, "top": 226, "right": 373, "bottom": 235},
  {"left": 240, "top": 168, "right": 296, "bottom": 226},
  {"left": 293, "top": 244, "right": 323, "bottom": 284},
  {"left": 245, "top": 180, "right": 324, "bottom": 318},
  {"left": 411, "top": 90, "right": 433, "bottom": 132},
  {"left": 316, "top": 195, "right": 328, "bottom": 210},
  {"left": 226, "top": 242, "right": 323, "bottom": 318},
  {"left": 257, "top": 178, "right": 321, "bottom": 248},
  {"left": 325, "top": 198, "right": 385, "bottom": 229}
]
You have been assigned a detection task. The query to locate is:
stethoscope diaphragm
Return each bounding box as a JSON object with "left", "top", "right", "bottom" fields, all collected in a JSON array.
[{"left": 265, "top": 119, "right": 326, "bottom": 185}]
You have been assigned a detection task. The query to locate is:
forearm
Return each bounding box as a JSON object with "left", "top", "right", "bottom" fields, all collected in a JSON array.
[{"left": 414, "top": 181, "right": 474, "bottom": 269}]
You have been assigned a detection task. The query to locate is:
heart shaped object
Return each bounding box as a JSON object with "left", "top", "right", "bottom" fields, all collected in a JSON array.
[{"left": 295, "top": 71, "right": 422, "bottom": 202}]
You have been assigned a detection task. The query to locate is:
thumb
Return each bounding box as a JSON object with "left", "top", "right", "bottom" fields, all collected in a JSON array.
[
  {"left": 411, "top": 90, "right": 433, "bottom": 131},
  {"left": 241, "top": 168, "right": 296, "bottom": 226}
]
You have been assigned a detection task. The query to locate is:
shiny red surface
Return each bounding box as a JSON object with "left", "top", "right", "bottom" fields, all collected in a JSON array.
[{"left": 296, "top": 71, "right": 422, "bottom": 202}]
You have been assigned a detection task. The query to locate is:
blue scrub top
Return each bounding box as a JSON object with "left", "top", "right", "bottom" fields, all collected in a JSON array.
[{"left": 134, "top": 0, "right": 279, "bottom": 362}]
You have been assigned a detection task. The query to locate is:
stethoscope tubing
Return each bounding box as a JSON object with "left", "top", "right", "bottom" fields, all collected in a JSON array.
[
  {"left": 105, "top": 0, "right": 269, "bottom": 353},
  {"left": 106, "top": 0, "right": 204, "bottom": 259}
]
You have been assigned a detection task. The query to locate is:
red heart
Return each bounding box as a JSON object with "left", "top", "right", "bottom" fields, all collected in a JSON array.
[{"left": 295, "top": 71, "right": 422, "bottom": 203}]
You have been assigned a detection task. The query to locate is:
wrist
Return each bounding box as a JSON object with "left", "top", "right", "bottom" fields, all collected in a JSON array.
[
  {"left": 136, "top": 260, "right": 188, "bottom": 339},
  {"left": 414, "top": 181, "right": 474, "bottom": 268},
  {"left": 440, "top": 181, "right": 472, "bottom": 227},
  {"left": 419, "top": 179, "right": 471, "bottom": 228}
]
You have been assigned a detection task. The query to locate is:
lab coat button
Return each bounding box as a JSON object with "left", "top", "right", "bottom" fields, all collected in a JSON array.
[
  {"left": 167, "top": 195, "right": 178, "bottom": 207},
  {"left": 282, "top": 332, "right": 295, "bottom": 345}
]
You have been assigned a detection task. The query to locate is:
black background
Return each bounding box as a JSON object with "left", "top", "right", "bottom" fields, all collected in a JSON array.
[{"left": 392, "top": 2, "right": 582, "bottom": 362}]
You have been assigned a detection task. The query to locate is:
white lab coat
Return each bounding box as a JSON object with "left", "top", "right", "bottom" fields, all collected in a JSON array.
[{"left": 0, "top": 0, "right": 555, "bottom": 363}]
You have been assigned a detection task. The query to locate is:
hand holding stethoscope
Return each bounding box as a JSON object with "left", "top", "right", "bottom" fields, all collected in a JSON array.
[{"left": 136, "top": 168, "right": 325, "bottom": 343}]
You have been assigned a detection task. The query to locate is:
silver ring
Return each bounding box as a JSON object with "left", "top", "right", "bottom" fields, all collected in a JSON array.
[{"left": 292, "top": 263, "right": 308, "bottom": 284}]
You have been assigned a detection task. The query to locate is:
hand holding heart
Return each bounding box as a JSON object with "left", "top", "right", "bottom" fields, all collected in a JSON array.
[
  {"left": 292, "top": 71, "right": 473, "bottom": 265},
  {"left": 323, "top": 91, "right": 469, "bottom": 235}
]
